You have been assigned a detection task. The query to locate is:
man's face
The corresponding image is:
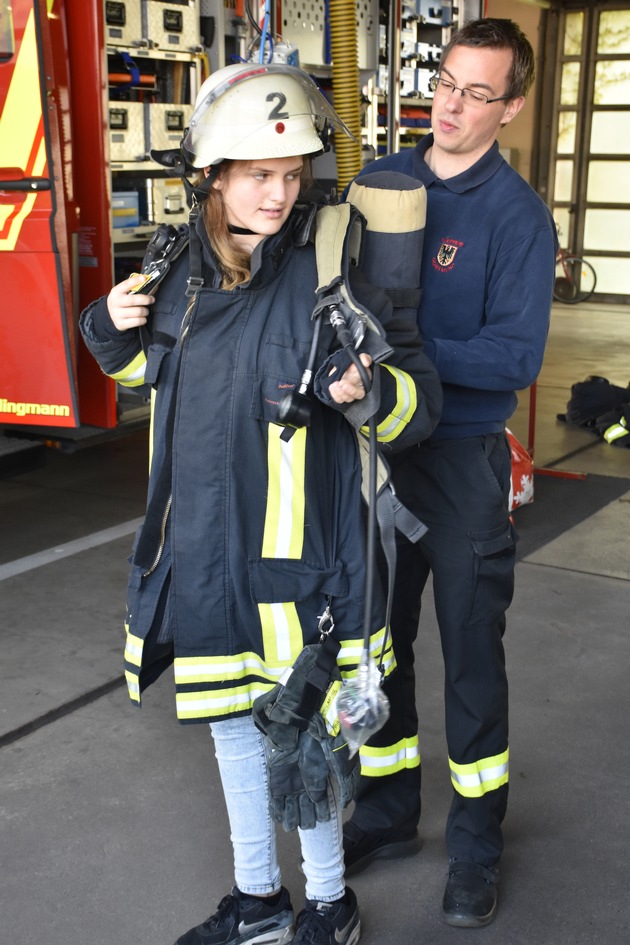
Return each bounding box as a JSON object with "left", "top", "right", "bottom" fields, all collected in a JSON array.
[{"left": 431, "top": 44, "right": 525, "bottom": 169}]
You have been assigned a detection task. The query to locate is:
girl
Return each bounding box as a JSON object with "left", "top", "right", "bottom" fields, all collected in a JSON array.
[{"left": 80, "top": 63, "right": 441, "bottom": 945}]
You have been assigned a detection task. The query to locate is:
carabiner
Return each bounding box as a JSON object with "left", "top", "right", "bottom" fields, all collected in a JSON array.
[{"left": 316, "top": 601, "right": 335, "bottom": 641}]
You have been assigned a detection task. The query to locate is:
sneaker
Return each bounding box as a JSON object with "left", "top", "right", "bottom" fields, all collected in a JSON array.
[
  {"left": 174, "top": 886, "right": 295, "bottom": 945},
  {"left": 442, "top": 861, "right": 499, "bottom": 928},
  {"left": 342, "top": 821, "right": 421, "bottom": 876},
  {"left": 292, "top": 887, "right": 360, "bottom": 945}
]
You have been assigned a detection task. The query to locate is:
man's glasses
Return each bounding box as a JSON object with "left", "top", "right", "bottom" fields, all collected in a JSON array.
[{"left": 429, "top": 74, "right": 512, "bottom": 108}]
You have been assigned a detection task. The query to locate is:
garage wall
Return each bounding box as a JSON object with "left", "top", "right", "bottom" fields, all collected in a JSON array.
[{"left": 485, "top": 0, "right": 544, "bottom": 185}]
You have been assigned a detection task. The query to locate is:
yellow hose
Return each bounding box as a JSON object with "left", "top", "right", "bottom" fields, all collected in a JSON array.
[{"left": 329, "top": 0, "right": 363, "bottom": 191}]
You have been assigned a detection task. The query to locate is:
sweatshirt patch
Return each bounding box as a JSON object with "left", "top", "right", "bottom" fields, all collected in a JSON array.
[{"left": 433, "top": 239, "right": 463, "bottom": 272}]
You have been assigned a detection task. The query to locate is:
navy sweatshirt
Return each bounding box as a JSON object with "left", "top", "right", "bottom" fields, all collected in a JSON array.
[{"left": 356, "top": 134, "right": 558, "bottom": 439}]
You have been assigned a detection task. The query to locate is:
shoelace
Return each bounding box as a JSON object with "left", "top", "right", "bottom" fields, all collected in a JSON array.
[
  {"left": 208, "top": 895, "right": 239, "bottom": 929},
  {"left": 295, "top": 906, "right": 338, "bottom": 945}
]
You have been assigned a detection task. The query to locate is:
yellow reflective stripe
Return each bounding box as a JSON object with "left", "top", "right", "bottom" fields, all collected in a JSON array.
[
  {"left": 176, "top": 683, "right": 270, "bottom": 719},
  {"left": 124, "top": 624, "right": 143, "bottom": 702},
  {"left": 603, "top": 416, "right": 628, "bottom": 444},
  {"left": 124, "top": 627, "right": 143, "bottom": 667},
  {"left": 258, "top": 601, "right": 303, "bottom": 664},
  {"left": 262, "top": 424, "right": 306, "bottom": 559},
  {"left": 449, "top": 749, "right": 509, "bottom": 797},
  {"left": 337, "top": 626, "right": 396, "bottom": 678},
  {"left": 125, "top": 669, "right": 141, "bottom": 703},
  {"left": 109, "top": 351, "right": 147, "bottom": 387},
  {"left": 174, "top": 634, "right": 391, "bottom": 688},
  {"left": 321, "top": 678, "right": 342, "bottom": 735},
  {"left": 0, "top": 9, "right": 42, "bottom": 252},
  {"left": 175, "top": 651, "right": 290, "bottom": 685},
  {"left": 361, "top": 364, "right": 417, "bottom": 444},
  {"left": 148, "top": 389, "right": 156, "bottom": 471},
  {"left": 359, "top": 736, "right": 420, "bottom": 777}
]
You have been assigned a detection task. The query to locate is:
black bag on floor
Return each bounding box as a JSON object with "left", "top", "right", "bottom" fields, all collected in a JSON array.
[
  {"left": 558, "top": 375, "right": 630, "bottom": 446},
  {"left": 558, "top": 375, "right": 630, "bottom": 428}
]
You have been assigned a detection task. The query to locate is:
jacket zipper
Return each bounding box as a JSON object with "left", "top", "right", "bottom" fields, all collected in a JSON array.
[
  {"left": 141, "top": 293, "right": 197, "bottom": 577},
  {"left": 142, "top": 493, "right": 172, "bottom": 577}
]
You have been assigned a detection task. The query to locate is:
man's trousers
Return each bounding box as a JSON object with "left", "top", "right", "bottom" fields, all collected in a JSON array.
[{"left": 353, "top": 432, "right": 517, "bottom": 867}]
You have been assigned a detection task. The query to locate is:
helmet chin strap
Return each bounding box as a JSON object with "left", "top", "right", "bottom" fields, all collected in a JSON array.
[
  {"left": 228, "top": 224, "right": 257, "bottom": 235},
  {"left": 149, "top": 145, "right": 221, "bottom": 207}
]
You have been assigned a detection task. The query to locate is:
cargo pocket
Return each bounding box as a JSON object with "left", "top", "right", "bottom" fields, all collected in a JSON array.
[
  {"left": 248, "top": 558, "right": 349, "bottom": 663},
  {"left": 467, "top": 520, "right": 518, "bottom": 628}
]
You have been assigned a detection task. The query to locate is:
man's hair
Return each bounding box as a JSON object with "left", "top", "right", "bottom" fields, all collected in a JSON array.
[{"left": 441, "top": 18, "right": 535, "bottom": 99}]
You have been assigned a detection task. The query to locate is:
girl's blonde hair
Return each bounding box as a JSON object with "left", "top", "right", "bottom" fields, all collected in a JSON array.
[{"left": 200, "top": 157, "right": 314, "bottom": 290}]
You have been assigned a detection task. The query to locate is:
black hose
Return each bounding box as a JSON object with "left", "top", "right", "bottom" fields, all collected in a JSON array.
[{"left": 328, "top": 313, "right": 376, "bottom": 654}]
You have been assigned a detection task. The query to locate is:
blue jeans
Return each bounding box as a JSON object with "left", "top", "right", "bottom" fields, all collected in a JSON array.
[{"left": 209, "top": 714, "right": 345, "bottom": 902}]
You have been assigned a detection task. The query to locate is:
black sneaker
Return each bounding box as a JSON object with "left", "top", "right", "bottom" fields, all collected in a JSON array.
[
  {"left": 174, "top": 887, "right": 295, "bottom": 945},
  {"left": 342, "top": 821, "right": 421, "bottom": 876},
  {"left": 292, "top": 888, "right": 360, "bottom": 945},
  {"left": 442, "top": 861, "right": 499, "bottom": 928}
]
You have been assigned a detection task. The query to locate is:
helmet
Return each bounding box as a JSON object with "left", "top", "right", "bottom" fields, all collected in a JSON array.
[{"left": 181, "top": 63, "right": 354, "bottom": 169}]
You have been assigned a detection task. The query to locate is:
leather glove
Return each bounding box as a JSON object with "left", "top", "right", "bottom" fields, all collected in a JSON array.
[
  {"left": 304, "top": 710, "right": 360, "bottom": 810},
  {"left": 252, "top": 648, "right": 330, "bottom": 832},
  {"left": 252, "top": 638, "right": 360, "bottom": 829},
  {"left": 260, "top": 724, "right": 329, "bottom": 831}
]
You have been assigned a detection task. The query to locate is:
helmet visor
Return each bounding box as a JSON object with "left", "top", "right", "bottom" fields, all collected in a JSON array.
[{"left": 183, "top": 63, "right": 356, "bottom": 167}]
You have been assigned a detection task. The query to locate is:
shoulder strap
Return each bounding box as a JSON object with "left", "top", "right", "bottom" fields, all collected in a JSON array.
[
  {"left": 138, "top": 223, "right": 190, "bottom": 295},
  {"left": 313, "top": 203, "right": 392, "bottom": 357}
]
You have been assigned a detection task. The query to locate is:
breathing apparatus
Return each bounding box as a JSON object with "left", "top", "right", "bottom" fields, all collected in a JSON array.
[{"left": 275, "top": 173, "right": 428, "bottom": 758}]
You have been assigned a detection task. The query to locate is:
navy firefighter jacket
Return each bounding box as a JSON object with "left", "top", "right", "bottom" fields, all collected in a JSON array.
[{"left": 79, "top": 203, "right": 442, "bottom": 724}]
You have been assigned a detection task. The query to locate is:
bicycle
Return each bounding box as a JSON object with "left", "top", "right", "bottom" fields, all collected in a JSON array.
[{"left": 553, "top": 228, "right": 597, "bottom": 304}]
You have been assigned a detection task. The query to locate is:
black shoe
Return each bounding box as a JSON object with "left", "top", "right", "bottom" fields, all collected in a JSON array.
[
  {"left": 442, "top": 861, "right": 499, "bottom": 928},
  {"left": 174, "top": 886, "right": 294, "bottom": 945},
  {"left": 342, "top": 821, "right": 421, "bottom": 876},
  {"left": 293, "top": 888, "right": 360, "bottom": 945}
]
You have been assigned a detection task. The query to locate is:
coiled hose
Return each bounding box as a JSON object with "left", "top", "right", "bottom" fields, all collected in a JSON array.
[{"left": 328, "top": 0, "right": 363, "bottom": 191}]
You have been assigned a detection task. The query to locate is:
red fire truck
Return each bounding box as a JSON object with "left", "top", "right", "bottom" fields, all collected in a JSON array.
[
  {"left": 0, "top": 0, "right": 122, "bottom": 443},
  {"left": 0, "top": 0, "right": 362, "bottom": 456}
]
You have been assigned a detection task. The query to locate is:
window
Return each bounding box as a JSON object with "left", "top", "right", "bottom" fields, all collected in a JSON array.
[{"left": 0, "top": 1, "right": 15, "bottom": 62}]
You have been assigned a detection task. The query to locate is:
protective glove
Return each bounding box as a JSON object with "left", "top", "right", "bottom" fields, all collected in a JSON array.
[
  {"left": 303, "top": 710, "right": 360, "bottom": 810},
  {"left": 252, "top": 645, "right": 331, "bottom": 832},
  {"left": 260, "top": 724, "right": 329, "bottom": 831},
  {"left": 252, "top": 638, "right": 360, "bottom": 829}
]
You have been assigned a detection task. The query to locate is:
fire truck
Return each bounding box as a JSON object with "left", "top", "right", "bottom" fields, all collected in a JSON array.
[
  {"left": 0, "top": 0, "right": 211, "bottom": 453},
  {"left": 2, "top": 0, "right": 112, "bottom": 441},
  {"left": 0, "top": 0, "right": 378, "bottom": 457}
]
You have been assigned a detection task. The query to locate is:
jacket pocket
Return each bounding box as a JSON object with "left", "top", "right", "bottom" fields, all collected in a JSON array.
[
  {"left": 127, "top": 538, "right": 172, "bottom": 642},
  {"left": 248, "top": 558, "right": 348, "bottom": 604},
  {"left": 251, "top": 333, "right": 328, "bottom": 424},
  {"left": 248, "top": 558, "right": 350, "bottom": 663}
]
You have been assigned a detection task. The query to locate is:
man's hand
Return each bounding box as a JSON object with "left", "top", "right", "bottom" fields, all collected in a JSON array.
[{"left": 107, "top": 275, "right": 155, "bottom": 331}]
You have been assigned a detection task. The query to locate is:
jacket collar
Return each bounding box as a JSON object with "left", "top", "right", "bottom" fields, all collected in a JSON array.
[{"left": 195, "top": 202, "right": 320, "bottom": 284}]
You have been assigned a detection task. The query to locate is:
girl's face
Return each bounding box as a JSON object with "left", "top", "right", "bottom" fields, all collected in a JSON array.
[{"left": 211, "top": 156, "right": 304, "bottom": 250}]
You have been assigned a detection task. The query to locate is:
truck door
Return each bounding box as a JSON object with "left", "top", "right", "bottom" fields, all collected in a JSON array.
[{"left": 0, "top": 0, "right": 84, "bottom": 428}]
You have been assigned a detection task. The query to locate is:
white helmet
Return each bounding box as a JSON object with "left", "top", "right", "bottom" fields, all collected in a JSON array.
[{"left": 182, "top": 63, "right": 354, "bottom": 169}]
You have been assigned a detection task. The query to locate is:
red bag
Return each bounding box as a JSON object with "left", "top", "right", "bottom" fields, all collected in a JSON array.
[{"left": 507, "top": 429, "right": 534, "bottom": 511}]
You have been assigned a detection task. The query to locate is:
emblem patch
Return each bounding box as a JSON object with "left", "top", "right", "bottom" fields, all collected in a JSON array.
[{"left": 436, "top": 242, "right": 459, "bottom": 267}]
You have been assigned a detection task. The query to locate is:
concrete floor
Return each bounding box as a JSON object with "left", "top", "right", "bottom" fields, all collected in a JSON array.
[{"left": 1, "top": 301, "right": 629, "bottom": 945}]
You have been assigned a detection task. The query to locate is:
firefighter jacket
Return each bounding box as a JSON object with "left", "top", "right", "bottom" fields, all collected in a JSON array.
[{"left": 79, "top": 203, "right": 442, "bottom": 724}]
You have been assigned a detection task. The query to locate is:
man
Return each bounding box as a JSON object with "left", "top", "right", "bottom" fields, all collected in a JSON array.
[{"left": 342, "top": 18, "right": 557, "bottom": 928}]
